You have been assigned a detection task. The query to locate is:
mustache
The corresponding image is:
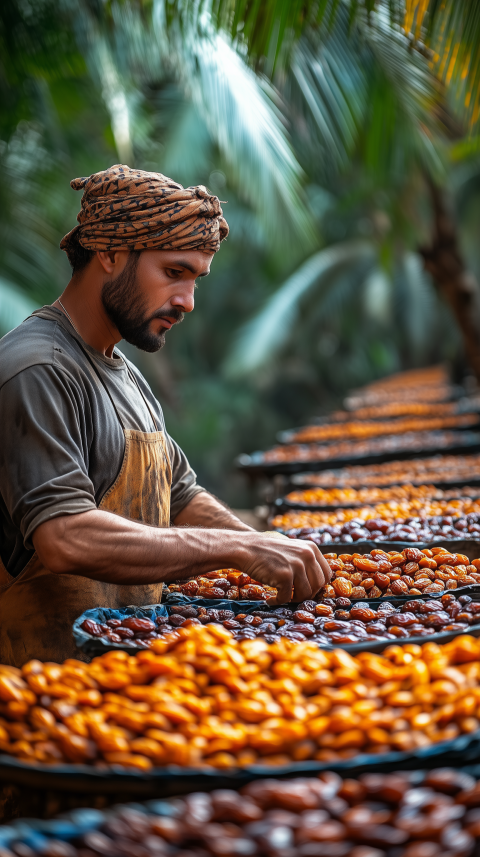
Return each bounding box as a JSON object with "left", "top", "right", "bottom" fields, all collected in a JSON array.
[{"left": 150, "top": 307, "right": 185, "bottom": 325}]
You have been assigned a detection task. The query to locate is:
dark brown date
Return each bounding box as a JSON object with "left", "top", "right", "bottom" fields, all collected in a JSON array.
[
  {"left": 294, "top": 610, "right": 316, "bottom": 624},
  {"left": 80, "top": 619, "right": 103, "bottom": 637},
  {"left": 121, "top": 617, "right": 156, "bottom": 633}
]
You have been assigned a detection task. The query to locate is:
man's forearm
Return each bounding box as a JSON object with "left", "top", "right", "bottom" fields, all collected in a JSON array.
[
  {"left": 33, "top": 509, "right": 254, "bottom": 584},
  {"left": 33, "top": 507, "right": 332, "bottom": 603},
  {"left": 174, "top": 491, "right": 254, "bottom": 531}
]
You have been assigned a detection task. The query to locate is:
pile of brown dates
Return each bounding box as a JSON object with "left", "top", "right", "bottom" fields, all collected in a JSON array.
[
  {"left": 168, "top": 593, "right": 480, "bottom": 646},
  {"left": 292, "top": 453, "right": 480, "bottom": 490},
  {"left": 166, "top": 569, "right": 277, "bottom": 600},
  {"left": 14, "top": 768, "right": 480, "bottom": 857},
  {"left": 261, "top": 429, "right": 480, "bottom": 464},
  {"left": 80, "top": 614, "right": 170, "bottom": 647},
  {"left": 283, "top": 515, "right": 480, "bottom": 545},
  {"left": 81, "top": 592, "right": 480, "bottom": 648}
]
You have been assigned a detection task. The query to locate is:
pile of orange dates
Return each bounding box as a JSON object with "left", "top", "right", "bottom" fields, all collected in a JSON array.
[
  {"left": 2, "top": 626, "right": 480, "bottom": 770},
  {"left": 289, "top": 413, "right": 478, "bottom": 445},
  {"left": 320, "top": 547, "right": 480, "bottom": 600}
]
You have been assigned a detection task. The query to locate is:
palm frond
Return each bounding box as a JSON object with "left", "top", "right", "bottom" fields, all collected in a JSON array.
[
  {"left": 405, "top": 0, "right": 480, "bottom": 129},
  {"left": 94, "top": 40, "right": 134, "bottom": 165},
  {"left": 211, "top": 0, "right": 329, "bottom": 71},
  {"left": 210, "top": 0, "right": 480, "bottom": 132},
  {"left": 288, "top": 10, "right": 368, "bottom": 171},
  {"left": 224, "top": 239, "right": 375, "bottom": 376},
  {"left": 72, "top": 1, "right": 315, "bottom": 249},
  {"left": 366, "top": 7, "right": 447, "bottom": 161},
  {"left": 186, "top": 31, "right": 315, "bottom": 248},
  {"left": 284, "top": 3, "right": 449, "bottom": 194}
]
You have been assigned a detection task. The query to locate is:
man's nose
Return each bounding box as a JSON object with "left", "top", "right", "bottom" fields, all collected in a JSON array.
[{"left": 171, "top": 284, "right": 195, "bottom": 314}]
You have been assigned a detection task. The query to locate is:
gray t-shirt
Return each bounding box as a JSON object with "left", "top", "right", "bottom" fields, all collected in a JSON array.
[{"left": 0, "top": 306, "right": 204, "bottom": 577}]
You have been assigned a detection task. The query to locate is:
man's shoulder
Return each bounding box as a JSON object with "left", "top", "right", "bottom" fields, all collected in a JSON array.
[{"left": 0, "top": 315, "right": 79, "bottom": 389}]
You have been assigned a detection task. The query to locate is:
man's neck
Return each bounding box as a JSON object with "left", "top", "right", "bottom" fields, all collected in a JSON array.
[{"left": 54, "top": 276, "right": 120, "bottom": 357}]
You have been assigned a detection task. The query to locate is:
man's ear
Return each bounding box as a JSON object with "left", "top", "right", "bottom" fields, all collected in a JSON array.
[{"left": 97, "top": 250, "right": 129, "bottom": 275}]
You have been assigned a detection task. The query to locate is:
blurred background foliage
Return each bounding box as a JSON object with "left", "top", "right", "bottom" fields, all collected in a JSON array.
[{"left": 1, "top": 0, "right": 480, "bottom": 505}]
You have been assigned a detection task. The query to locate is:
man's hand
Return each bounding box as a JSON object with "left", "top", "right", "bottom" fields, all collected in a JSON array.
[
  {"left": 173, "top": 494, "right": 331, "bottom": 601},
  {"left": 239, "top": 534, "right": 331, "bottom": 603},
  {"left": 32, "top": 509, "right": 330, "bottom": 603}
]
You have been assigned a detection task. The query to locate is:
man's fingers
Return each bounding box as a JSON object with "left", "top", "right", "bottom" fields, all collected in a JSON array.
[
  {"left": 302, "top": 559, "right": 324, "bottom": 598},
  {"left": 245, "top": 535, "right": 332, "bottom": 603},
  {"left": 273, "top": 569, "right": 294, "bottom": 605},
  {"left": 291, "top": 563, "right": 314, "bottom": 603},
  {"left": 304, "top": 540, "right": 332, "bottom": 582},
  {"left": 295, "top": 542, "right": 329, "bottom": 596},
  {"left": 317, "top": 551, "right": 332, "bottom": 584}
]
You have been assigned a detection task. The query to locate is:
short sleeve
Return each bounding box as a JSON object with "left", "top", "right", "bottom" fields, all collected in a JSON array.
[
  {"left": 0, "top": 365, "right": 97, "bottom": 548},
  {"left": 165, "top": 432, "right": 205, "bottom": 520}
]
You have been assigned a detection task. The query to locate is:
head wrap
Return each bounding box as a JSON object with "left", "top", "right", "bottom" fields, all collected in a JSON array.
[{"left": 60, "top": 164, "right": 229, "bottom": 255}]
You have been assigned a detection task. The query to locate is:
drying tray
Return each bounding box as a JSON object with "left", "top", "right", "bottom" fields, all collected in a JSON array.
[
  {"left": 271, "top": 536, "right": 480, "bottom": 562},
  {"left": 273, "top": 492, "right": 480, "bottom": 512},
  {"left": 296, "top": 396, "right": 480, "bottom": 427},
  {"left": 277, "top": 414, "right": 480, "bottom": 446},
  {"left": 236, "top": 432, "right": 480, "bottom": 477},
  {"left": 74, "top": 588, "right": 480, "bottom": 656},
  {"left": 2, "top": 730, "right": 480, "bottom": 797},
  {"left": 289, "top": 472, "right": 480, "bottom": 491}
]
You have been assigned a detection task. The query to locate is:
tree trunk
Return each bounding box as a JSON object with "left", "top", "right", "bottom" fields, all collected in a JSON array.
[{"left": 419, "top": 180, "right": 480, "bottom": 382}]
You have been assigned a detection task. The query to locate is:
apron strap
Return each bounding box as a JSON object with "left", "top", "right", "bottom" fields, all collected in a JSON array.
[{"left": 125, "top": 365, "right": 160, "bottom": 431}]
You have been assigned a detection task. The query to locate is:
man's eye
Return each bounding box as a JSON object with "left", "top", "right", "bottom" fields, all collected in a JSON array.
[{"left": 166, "top": 268, "right": 182, "bottom": 278}]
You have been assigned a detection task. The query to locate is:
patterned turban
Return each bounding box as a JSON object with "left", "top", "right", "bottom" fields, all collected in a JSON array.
[{"left": 60, "top": 164, "right": 229, "bottom": 255}]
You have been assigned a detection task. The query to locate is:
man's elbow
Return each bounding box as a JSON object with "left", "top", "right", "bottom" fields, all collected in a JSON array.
[{"left": 32, "top": 517, "right": 79, "bottom": 575}]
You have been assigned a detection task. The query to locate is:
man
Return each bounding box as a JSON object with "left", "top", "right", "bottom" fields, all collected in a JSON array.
[{"left": 0, "top": 164, "right": 330, "bottom": 666}]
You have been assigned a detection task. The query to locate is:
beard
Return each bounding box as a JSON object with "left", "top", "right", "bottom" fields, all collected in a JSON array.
[{"left": 101, "top": 252, "right": 184, "bottom": 352}]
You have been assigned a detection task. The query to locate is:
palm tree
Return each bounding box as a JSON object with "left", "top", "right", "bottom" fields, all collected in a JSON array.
[
  {"left": 0, "top": 0, "right": 315, "bottom": 333},
  {"left": 2, "top": 0, "right": 480, "bottom": 502},
  {"left": 225, "top": 1, "right": 480, "bottom": 382}
]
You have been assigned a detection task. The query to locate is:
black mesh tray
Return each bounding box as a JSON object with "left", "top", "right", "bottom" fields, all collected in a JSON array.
[
  {"left": 314, "top": 587, "right": 480, "bottom": 653},
  {"left": 289, "top": 472, "right": 480, "bottom": 491},
  {"left": 8, "top": 760, "right": 480, "bottom": 840},
  {"left": 2, "top": 729, "right": 480, "bottom": 796},
  {"left": 73, "top": 600, "right": 271, "bottom": 656},
  {"left": 343, "top": 385, "right": 465, "bottom": 411},
  {"left": 73, "top": 604, "right": 168, "bottom": 657},
  {"left": 236, "top": 432, "right": 480, "bottom": 476},
  {"left": 277, "top": 415, "right": 480, "bottom": 446},
  {"left": 273, "top": 492, "right": 480, "bottom": 512},
  {"left": 272, "top": 537, "right": 480, "bottom": 562},
  {"left": 74, "top": 589, "right": 480, "bottom": 658},
  {"left": 295, "top": 397, "right": 480, "bottom": 427}
]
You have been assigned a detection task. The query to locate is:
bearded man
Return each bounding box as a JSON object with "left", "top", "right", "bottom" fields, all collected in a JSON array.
[{"left": 0, "top": 164, "right": 330, "bottom": 666}]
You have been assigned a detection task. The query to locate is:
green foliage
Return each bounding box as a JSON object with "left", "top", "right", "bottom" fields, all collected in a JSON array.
[
  {"left": 225, "top": 241, "right": 376, "bottom": 375},
  {"left": 1, "top": 0, "right": 480, "bottom": 505},
  {"left": 0, "top": 278, "right": 36, "bottom": 335}
]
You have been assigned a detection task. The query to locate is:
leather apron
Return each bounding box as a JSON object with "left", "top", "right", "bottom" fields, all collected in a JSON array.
[{"left": 0, "top": 341, "right": 172, "bottom": 667}]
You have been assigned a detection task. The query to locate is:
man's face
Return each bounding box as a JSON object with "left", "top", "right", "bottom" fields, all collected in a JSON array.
[{"left": 101, "top": 249, "right": 213, "bottom": 352}]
